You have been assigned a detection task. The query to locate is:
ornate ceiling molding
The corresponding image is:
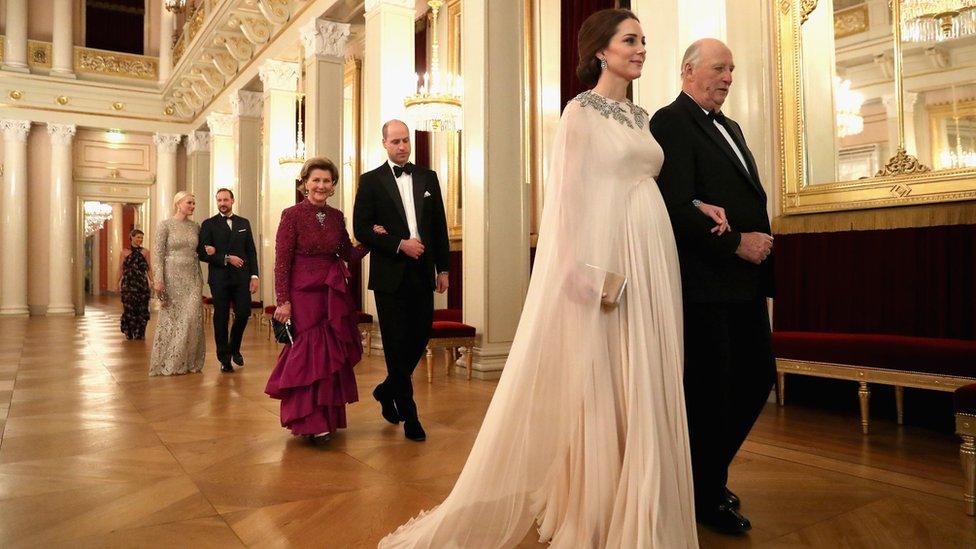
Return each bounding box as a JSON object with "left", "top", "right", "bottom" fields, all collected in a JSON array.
[
  {"left": 259, "top": 59, "right": 299, "bottom": 91},
  {"left": 301, "top": 19, "right": 351, "bottom": 60},
  {"left": 231, "top": 90, "right": 263, "bottom": 118}
]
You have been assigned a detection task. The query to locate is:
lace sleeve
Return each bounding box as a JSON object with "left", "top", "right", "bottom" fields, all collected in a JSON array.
[
  {"left": 274, "top": 207, "right": 298, "bottom": 305},
  {"left": 336, "top": 213, "right": 369, "bottom": 263},
  {"left": 152, "top": 220, "right": 168, "bottom": 282}
]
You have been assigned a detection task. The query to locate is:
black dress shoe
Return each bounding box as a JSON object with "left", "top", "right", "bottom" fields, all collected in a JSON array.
[
  {"left": 232, "top": 353, "right": 244, "bottom": 366},
  {"left": 698, "top": 504, "right": 751, "bottom": 535},
  {"left": 403, "top": 420, "right": 427, "bottom": 442},
  {"left": 309, "top": 432, "right": 334, "bottom": 446},
  {"left": 220, "top": 362, "right": 234, "bottom": 373},
  {"left": 373, "top": 386, "right": 401, "bottom": 424},
  {"left": 724, "top": 488, "right": 741, "bottom": 510}
]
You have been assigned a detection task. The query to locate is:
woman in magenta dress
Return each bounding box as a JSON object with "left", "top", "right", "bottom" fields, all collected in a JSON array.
[{"left": 267, "top": 157, "right": 368, "bottom": 444}]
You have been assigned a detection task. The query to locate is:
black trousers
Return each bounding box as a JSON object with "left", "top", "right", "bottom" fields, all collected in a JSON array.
[
  {"left": 210, "top": 279, "right": 251, "bottom": 363},
  {"left": 683, "top": 298, "right": 776, "bottom": 510},
  {"left": 373, "top": 261, "right": 434, "bottom": 422}
]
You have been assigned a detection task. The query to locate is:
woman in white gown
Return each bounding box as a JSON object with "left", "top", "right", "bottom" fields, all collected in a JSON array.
[{"left": 381, "top": 9, "right": 729, "bottom": 548}]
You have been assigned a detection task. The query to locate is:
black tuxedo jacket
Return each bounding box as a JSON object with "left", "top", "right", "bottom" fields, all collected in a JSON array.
[
  {"left": 353, "top": 162, "right": 450, "bottom": 294},
  {"left": 196, "top": 213, "right": 259, "bottom": 286},
  {"left": 650, "top": 92, "right": 774, "bottom": 303}
]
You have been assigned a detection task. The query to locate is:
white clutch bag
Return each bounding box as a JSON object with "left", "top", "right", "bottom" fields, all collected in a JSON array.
[{"left": 585, "top": 264, "right": 628, "bottom": 307}]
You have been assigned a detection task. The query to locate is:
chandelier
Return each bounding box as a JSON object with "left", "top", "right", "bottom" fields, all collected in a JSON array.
[
  {"left": 163, "top": 0, "right": 189, "bottom": 14},
  {"left": 901, "top": 0, "right": 976, "bottom": 42},
  {"left": 84, "top": 202, "right": 113, "bottom": 237},
  {"left": 834, "top": 77, "right": 865, "bottom": 138},
  {"left": 278, "top": 93, "right": 307, "bottom": 169},
  {"left": 404, "top": 0, "right": 462, "bottom": 132}
]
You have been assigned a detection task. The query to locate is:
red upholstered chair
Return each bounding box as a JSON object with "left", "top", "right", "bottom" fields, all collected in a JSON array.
[
  {"left": 357, "top": 311, "right": 374, "bottom": 355},
  {"left": 426, "top": 309, "right": 479, "bottom": 382},
  {"left": 955, "top": 384, "right": 976, "bottom": 516},
  {"left": 262, "top": 305, "right": 277, "bottom": 339}
]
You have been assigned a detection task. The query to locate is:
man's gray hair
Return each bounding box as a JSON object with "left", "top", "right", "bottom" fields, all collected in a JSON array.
[{"left": 681, "top": 40, "right": 703, "bottom": 76}]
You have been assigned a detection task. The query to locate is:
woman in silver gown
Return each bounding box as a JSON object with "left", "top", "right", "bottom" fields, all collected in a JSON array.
[{"left": 149, "top": 191, "right": 206, "bottom": 376}]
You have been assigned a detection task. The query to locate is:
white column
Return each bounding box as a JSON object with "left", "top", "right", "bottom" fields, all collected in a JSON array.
[
  {"left": 258, "top": 60, "right": 299, "bottom": 307},
  {"left": 2, "top": 0, "right": 29, "bottom": 73},
  {"left": 51, "top": 0, "right": 76, "bottom": 78},
  {"left": 186, "top": 131, "right": 212, "bottom": 297},
  {"left": 230, "top": 90, "right": 263, "bottom": 225},
  {"left": 206, "top": 112, "right": 235, "bottom": 216},
  {"left": 91, "top": 230, "right": 101, "bottom": 297},
  {"left": 107, "top": 203, "right": 125, "bottom": 294},
  {"left": 46, "top": 123, "right": 78, "bottom": 315},
  {"left": 154, "top": 133, "right": 182, "bottom": 228},
  {"left": 159, "top": 3, "right": 175, "bottom": 83},
  {"left": 363, "top": 0, "right": 415, "bottom": 169},
  {"left": 301, "top": 18, "right": 350, "bottom": 168},
  {"left": 461, "top": 0, "right": 531, "bottom": 378},
  {"left": 0, "top": 120, "right": 31, "bottom": 316}
]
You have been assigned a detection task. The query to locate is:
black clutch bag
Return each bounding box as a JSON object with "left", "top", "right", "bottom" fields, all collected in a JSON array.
[{"left": 271, "top": 318, "right": 294, "bottom": 345}]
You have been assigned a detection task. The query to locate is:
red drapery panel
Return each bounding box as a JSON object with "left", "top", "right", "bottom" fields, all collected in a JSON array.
[
  {"left": 560, "top": 0, "right": 618, "bottom": 110},
  {"left": 414, "top": 21, "right": 431, "bottom": 168},
  {"left": 772, "top": 224, "right": 976, "bottom": 340}
]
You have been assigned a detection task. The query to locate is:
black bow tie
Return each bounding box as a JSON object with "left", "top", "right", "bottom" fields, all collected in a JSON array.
[
  {"left": 392, "top": 163, "right": 414, "bottom": 178},
  {"left": 707, "top": 111, "right": 727, "bottom": 125}
]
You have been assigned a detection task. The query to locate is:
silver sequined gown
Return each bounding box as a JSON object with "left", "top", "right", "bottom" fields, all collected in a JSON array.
[{"left": 149, "top": 217, "right": 206, "bottom": 376}]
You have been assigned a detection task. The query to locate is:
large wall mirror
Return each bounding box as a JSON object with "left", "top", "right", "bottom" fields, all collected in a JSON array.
[{"left": 776, "top": 0, "right": 976, "bottom": 214}]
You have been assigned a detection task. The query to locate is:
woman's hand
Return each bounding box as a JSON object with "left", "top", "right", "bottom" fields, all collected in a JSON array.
[
  {"left": 204, "top": 245, "right": 216, "bottom": 256},
  {"left": 274, "top": 302, "right": 292, "bottom": 323},
  {"left": 153, "top": 280, "right": 165, "bottom": 292},
  {"left": 696, "top": 201, "right": 731, "bottom": 235},
  {"left": 373, "top": 225, "right": 388, "bottom": 235}
]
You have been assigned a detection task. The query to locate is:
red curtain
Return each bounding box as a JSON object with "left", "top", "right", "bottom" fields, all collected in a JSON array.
[
  {"left": 414, "top": 20, "right": 431, "bottom": 168},
  {"left": 560, "top": 0, "right": 618, "bottom": 110},
  {"left": 772, "top": 225, "right": 976, "bottom": 340}
]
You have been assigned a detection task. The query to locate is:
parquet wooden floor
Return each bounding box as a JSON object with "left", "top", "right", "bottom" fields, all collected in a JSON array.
[{"left": 0, "top": 298, "right": 973, "bottom": 548}]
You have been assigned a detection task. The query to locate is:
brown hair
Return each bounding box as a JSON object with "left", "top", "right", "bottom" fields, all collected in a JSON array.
[
  {"left": 576, "top": 9, "right": 640, "bottom": 88},
  {"left": 215, "top": 187, "right": 234, "bottom": 199},
  {"left": 299, "top": 157, "right": 340, "bottom": 185},
  {"left": 130, "top": 229, "right": 144, "bottom": 238}
]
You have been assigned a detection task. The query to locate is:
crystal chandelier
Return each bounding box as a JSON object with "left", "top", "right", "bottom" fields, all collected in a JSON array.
[
  {"left": 404, "top": 0, "right": 463, "bottom": 132},
  {"left": 834, "top": 77, "right": 865, "bottom": 138},
  {"left": 164, "top": 0, "right": 189, "bottom": 14},
  {"left": 278, "top": 93, "right": 307, "bottom": 169},
  {"left": 84, "top": 202, "right": 113, "bottom": 237},
  {"left": 901, "top": 0, "right": 976, "bottom": 42}
]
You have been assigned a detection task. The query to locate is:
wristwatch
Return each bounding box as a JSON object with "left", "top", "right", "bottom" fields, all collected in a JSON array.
[{"left": 691, "top": 199, "right": 703, "bottom": 208}]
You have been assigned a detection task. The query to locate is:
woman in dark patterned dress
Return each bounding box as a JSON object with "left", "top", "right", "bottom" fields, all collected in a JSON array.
[
  {"left": 118, "top": 228, "right": 153, "bottom": 340},
  {"left": 267, "top": 157, "right": 369, "bottom": 444}
]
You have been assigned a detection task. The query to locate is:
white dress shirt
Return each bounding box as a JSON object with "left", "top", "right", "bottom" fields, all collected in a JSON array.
[
  {"left": 389, "top": 160, "right": 420, "bottom": 240},
  {"left": 684, "top": 91, "right": 750, "bottom": 174}
]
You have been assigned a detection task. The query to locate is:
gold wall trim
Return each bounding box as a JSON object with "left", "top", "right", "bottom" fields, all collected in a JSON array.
[
  {"left": 0, "top": 102, "right": 178, "bottom": 123},
  {"left": 772, "top": 201, "right": 976, "bottom": 234},
  {"left": 75, "top": 47, "right": 158, "bottom": 80},
  {"left": 833, "top": 4, "right": 868, "bottom": 39},
  {"left": 27, "top": 40, "right": 52, "bottom": 69}
]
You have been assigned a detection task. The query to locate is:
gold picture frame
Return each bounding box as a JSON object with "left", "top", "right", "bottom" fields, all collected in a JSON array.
[{"left": 774, "top": 0, "right": 976, "bottom": 215}]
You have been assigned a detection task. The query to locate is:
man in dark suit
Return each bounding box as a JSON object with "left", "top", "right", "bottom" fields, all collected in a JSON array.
[
  {"left": 650, "top": 38, "right": 775, "bottom": 535},
  {"left": 197, "top": 188, "right": 259, "bottom": 373},
  {"left": 353, "top": 119, "right": 450, "bottom": 442}
]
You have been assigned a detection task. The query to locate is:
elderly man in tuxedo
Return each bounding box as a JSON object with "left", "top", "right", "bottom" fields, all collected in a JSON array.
[
  {"left": 353, "top": 119, "right": 450, "bottom": 442},
  {"left": 650, "top": 38, "right": 776, "bottom": 535}
]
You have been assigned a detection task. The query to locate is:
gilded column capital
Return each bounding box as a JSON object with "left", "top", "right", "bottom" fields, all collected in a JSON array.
[
  {"left": 231, "top": 90, "right": 263, "bottom": 118},
  {"left": 0, "top": 120, "right": 31, "bottom": 142},
  {"left": 186, "top": 131, "right": 211, "bottom": 154},
  {"left": 153, "top": 132, "right": 183, "bottom": 154},
  {"left": 46, "top": 123, "right": 76, "bottom": 145},
  {"left": 258, "top": 59, "right": 299, "bottom": 91},
  {"left": 364, "top": 0, "right": 414, "bottom": 14},
  {"left": 205, "top": 112, "right": 235, "bottom": 137},
  {"left": 301, "top": 19, "right": 351, "bottom": 60}
]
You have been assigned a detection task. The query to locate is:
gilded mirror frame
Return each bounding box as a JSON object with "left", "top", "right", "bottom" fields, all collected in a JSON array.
[{"left": 774, "top": 0, "right": 976, "bottom": 214}]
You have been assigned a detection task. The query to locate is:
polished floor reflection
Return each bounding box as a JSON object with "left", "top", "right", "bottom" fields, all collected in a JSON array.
[{"left": 0, "top": 298, "right": 972, "bottom": 547}]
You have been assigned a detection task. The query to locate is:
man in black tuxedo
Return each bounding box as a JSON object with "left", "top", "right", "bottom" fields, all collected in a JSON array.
[
  {"left": 197, "top": 188, "right": 260, "bottom": 373},
  {"left": 353, "top": 119, "right": 450, "bottom": 442},
  {"left": 650, "top": 38, "right": 775, "bottom": 535}
]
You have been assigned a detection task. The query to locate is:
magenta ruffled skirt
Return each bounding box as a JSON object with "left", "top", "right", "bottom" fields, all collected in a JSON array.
[{"left": 265, "top": 255, "right": 362, "bottom": 436}]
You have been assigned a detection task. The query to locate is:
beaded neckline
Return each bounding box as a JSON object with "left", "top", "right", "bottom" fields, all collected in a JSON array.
[{"left": 574, "top": 90, "right": 648, "bottom": 130}]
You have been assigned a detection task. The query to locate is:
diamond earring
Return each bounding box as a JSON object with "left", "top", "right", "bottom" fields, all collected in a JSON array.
[{"left": 600, "top": 58, "right": 608, "bottom": 70}]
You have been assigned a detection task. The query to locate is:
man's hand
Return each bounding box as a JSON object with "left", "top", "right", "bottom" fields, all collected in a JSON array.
[
  {"left": 435, "top": 272, "right": 449, "bottom": 294},
  {"left": 249, "top": 278, "right": 259, "bottom": 294},
  {"left": 399, "top": 239, "right": 425, "bottom": 259},
  {"left": 373, "top": 225, "right": 388, "bottom": 235},
  {"left": 226, "top": 255, "right": 245, "bottom": 268},
  {"left": 735, "top": 232, "right": 773, "bottom": 265},
  {"left": 204, "top": 245, "right": 216, "bottom": 255}
]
